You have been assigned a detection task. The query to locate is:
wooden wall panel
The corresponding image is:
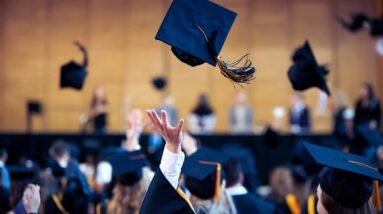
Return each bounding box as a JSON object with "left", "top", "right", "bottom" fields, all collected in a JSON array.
[{"left": 0, "top": 0, "right": 379, "bottom": 133}]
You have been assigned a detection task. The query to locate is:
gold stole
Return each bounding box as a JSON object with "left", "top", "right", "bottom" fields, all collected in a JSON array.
[{"left": 285, "top": 193, "right": 301, "bottom": 214}]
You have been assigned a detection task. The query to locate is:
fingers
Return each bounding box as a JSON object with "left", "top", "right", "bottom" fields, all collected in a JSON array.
[
  {"left": 161, "top": 110, "right": 169, "bottom": 127},
  {"left": 146, "top": 109, "right": 162, "bottom": 131},
  {"left": 175, "top": 119, "right": 184, "bottom": 134}
]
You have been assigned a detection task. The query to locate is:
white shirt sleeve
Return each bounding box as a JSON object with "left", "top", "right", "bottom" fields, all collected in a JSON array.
[
  {"left": 95, "top": 161, "right": 113, "bottom": 185},
  {"left": 159, "top": 147, "right": 185, "bottom": 190}
]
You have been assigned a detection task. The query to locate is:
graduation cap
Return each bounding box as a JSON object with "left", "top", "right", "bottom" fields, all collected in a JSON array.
[
  {"left": 337, "top": 13, "right": 369, "bottom": 32},
  {"left": 108, "top": 150, "right": 148, "bottom": 186},
  {"left": 182, "top": 147, "right": 230, "bottom": 201},
  {"left": 60, "top": 41, "right": 88, "bottom": 90},
  {"left": 27, "top": 100, "right": 42, "bottom": 115},
  {"left": 304, "top": 143, "right": 383, "bottom": 210},
  {"left": 155, "top": 0, "right": 256, "bottom": 85},
  {"left": 288, "top": 41, "right": 331, "bottom": 96},
  {"left": 368, "top": 17, "right": 383, "bottom": 37},
  {"left": 60, "top": 61, "right": 87, "bottom": 90},
  {"left": 8, "top": 166, "right": 36, "bottom": 180},
  {"left": 152, "top": 76, "right": 167, "bottom": 91},
  {"left": 355, "top": 124, "right": 383, "bottom": 147}
]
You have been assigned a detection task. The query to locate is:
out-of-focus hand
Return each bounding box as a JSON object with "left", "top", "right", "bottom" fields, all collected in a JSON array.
[
  {"left": 22, "top": 184, "right": 40, "bottom": 213},
  {"left": 123, "top": 109, "right": 144, "bottom": 151},
  {"left": 146, "top": 109, "right": 184, "bottom": 154},
  {"left": 73, "top": 40, "right": 86, "bottom": 52},
  {"left": 182, "top": 132, "right": 198, "bottom": 156}
]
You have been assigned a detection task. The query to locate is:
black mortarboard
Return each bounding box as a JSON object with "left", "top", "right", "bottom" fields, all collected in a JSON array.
[
  {"left": 182, "top": 147, "right": 230, "bottom": 200},
  {"left": 369, "top": 18, "right": 383, "bottom": 37},
  {"left": 27, "top": 100, "right": 42, "bottom": 114},
  {"left": 152, "top": 76, "right": 167, "bottom": 91},
  {"left": 355, "top": 124, "right": 383, "bottom": 147},
  {"left": 60, "top": 61, "right": 87, "bottom": 90},
  {"left": 338, "top": 13, "right": 369, "bottom": 32},
  {"left": 108, "top": 150, "right": 148, "bottom": 186},
  {"left": 8, "top": 166, "right": 36, "bottom": 180},
  {"left": 288, "top": 41, "right": 331, "bottom": 96},
  {"left": 155, "top": 0, "right": 256, "bottom": 84},
  {"left": 304, "top": 143, "right": 383, "bottom": 209}
]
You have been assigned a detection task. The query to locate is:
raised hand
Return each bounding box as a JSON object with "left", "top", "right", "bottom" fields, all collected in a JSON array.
[
  {"left": 123, "top": 109, "right": 144, "bottom": 151},
  {"left": 22, "top": 184, "right": 41, "bottom": 213},
  {"left": 73, "top": 40, "right": 86, "bottom": 52},
  {"left": 146, "top": 109, "right": 184, "bottom": 154}
]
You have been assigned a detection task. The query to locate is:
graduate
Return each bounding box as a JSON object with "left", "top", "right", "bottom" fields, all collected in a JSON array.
[
  {"left": 182, "top": 147, "right": 237, "bottom": 214},
  {"left": 140, "top": 110, "right": 195, "bottom": 214},
  {"left": 304, "top": 143, "right": 383, "bottom": 214},
  {"left": 223, "top": 157, "right": 280, "bottom": 214}
]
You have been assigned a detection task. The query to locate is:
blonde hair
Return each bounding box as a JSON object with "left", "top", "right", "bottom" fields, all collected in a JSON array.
[
  {"left": 107, "top": 167, "right": 153, "bottom": 214},
  {"left": 190, "top": 180, "right": 237, "bottom": 214}
]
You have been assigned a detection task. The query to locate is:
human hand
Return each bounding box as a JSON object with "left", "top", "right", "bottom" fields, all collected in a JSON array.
[
  {"left": 146, "top": 109, "right": 184, "bottom": 154},
  {"left": 123, "top": 109, "right": 144, "bottom": 151},
  {"left": 22, "top": 184, "right": 40, "bottom": 213},
  {"left": 73, "top": 40, "right": 86, "bottom": 52}
]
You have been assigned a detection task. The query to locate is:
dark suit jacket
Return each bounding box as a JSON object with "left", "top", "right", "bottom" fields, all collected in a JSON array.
[
  {"left": 140, "top": 169, "right": 194, "bottom": 214},
  {"left": 289, "top": 107, "right": 311, "bottom": 133}
]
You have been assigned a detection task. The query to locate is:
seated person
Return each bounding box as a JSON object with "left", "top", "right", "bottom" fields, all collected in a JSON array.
[
  {"left": 107, "top": 150, "right": 154, "bottom": 214},
  {"left": 223, "top": 157, "right": 279, "bottom": 214},
  {"left": 182, "top": 147, "right": 237, "bottom": 214}
]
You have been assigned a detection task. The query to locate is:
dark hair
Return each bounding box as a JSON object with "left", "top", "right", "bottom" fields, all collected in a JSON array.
[
  {"left": 363, "top": 83, "right": 375, "bottom": 101},
  {"left": 223, "top": 158, "right": 241, "bottom": 187},
  {"left": 192, "top": 94, "right": 213, "bottom": 116},
  {"left": 321, "top": 190, "right": 376, "bottom": 214},
  {"left": 50, "top": 140, "right": 70, "bottom": 158}
]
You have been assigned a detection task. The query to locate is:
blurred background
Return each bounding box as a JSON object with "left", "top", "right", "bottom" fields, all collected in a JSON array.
[{"left": 0, "top": 0, "right": 382, "bottom": 133}]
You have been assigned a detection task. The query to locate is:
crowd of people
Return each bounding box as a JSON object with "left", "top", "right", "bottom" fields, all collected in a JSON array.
[{"left": 0, "top": 81, "right": 382, "bottom": 214}]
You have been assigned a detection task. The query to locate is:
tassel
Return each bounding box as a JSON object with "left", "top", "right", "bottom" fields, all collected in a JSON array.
[
  {"left": 195, "top": 25, "right": 256, "bottom": 85},
  {"left": 214, "top": 163, "right": 222, "bottom": 201},
  {"left": 373, "top": 180, "right": 382, "bottom": 212},
  {"left": 217, "top": 54, "right": 256, "bottom": 85}
]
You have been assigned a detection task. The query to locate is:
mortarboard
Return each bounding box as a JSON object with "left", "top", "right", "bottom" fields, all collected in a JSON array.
[
  {"left": 337, "top": 13, "right": 369, "bottom": 32},
  {"left": 304, "top": 143, "right": 383, "bottom": 210},
  {"left": 27, "top": 100, "right": 43, "bottom": 115},
  {"left": 182, "top": 147, "right": 230, "bottom": 200},
  {"left": 152, "top": 76, "right": 167, "bottom": 91},
  {"left": 8, "top": 166, "right": 36, "bottom": 180},
  {"left": 155, "top": 0, "right": 256, "bottom": 85},
  {"left": 60, "top": 41, "right": 88, "bottom": 90},
  {"left": 368, "top": 17, "right": 383, "bottom": 37},
  {"left": 60, "top": 61, "right": 87, "bottom": 90},
  {"left": 288, "top": 41, "right": 331, "bottom": 96},
  {"left": 107, "top": 150, "right": 148, "bottom": 186}
]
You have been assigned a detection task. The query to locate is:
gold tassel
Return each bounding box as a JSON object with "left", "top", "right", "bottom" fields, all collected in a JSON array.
[
  {"left": 199, "top": 160, "right": 222, "bottom": 201},
  {"left": 373, "top": 180, "right": 382, "bottom": 212},
  {"left": 214, "top": 163, "right": 222, "bottom": 201}
]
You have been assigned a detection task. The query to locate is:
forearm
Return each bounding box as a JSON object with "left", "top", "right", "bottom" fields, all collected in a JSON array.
[{"left": 159, "top": 145, "right": 184, "bottom": 189}]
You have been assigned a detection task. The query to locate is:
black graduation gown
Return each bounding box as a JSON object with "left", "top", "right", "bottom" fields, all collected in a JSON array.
[
  {"left": 140, "top": 169, "right": 195, "bottom": 214},
  {"left": 232, "top": 193, "right": 278, "bottom": 214}
]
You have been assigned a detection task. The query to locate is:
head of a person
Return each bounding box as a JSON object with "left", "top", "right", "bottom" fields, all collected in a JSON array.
[
  {"left": 329, "top": 90, "right": 348, "bottom": 112},
  {"left": 197, "top": 93, "right": 210, "bottom": 107},
  {"left": 290, "top": 93, "right": 304, "bottom": 106},
  {"left": 162, "top": 94, "right": 174, "bottom": 106},
  {"left": 316, "top": 167, "right": 376, "bottom": 214},
  {"left": 94, "top": 85, "right": 106, "bottom": 99},
  {"left": 0, "top": 148, "right": 8, "bottom": 163},
  {"left": 360, "top": 83, "right": 375, "bottom": 100},
  {"left": 269, "top": 166, "right": 293, "bottom": 200},
  {"left": 223, "top": 157, "right": 243, "bottom": 188},
  {"left": 49, "top": 140, "right": 70, "bottom": 168},
  {"left": 110, "top": 168, "right": 153, "bottom": 213},
  {"left": 234, "top": 91, "right": 248, "bottom": 105},
  {"left": 185, "top": 171, "right": 224, "bottom": 201}
]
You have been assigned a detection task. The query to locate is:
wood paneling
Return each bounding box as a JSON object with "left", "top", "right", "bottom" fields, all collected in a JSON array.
[{"left": 0, "top": 0, "right": 379, "bottom": 133}]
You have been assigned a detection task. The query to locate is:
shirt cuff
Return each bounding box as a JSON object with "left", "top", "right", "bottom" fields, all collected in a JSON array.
[{"left": 159, "top": 146, "right": 185, "bottom": 189}]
